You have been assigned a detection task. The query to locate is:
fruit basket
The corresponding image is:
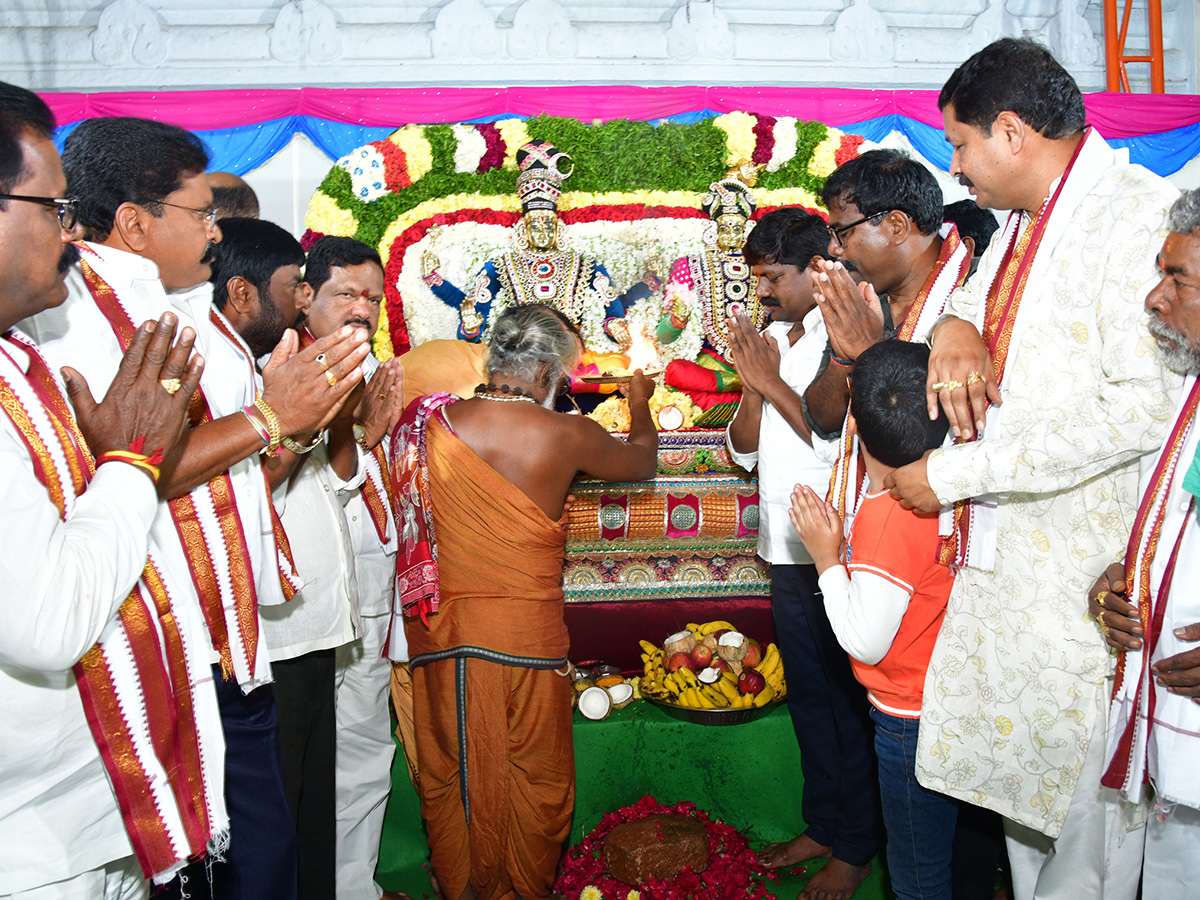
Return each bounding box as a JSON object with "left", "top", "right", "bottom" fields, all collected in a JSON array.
[{"left": 637, "top": 620, "right": 786, "bottom": 726}]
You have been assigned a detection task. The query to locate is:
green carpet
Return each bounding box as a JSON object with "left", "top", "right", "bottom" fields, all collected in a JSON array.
[{"left": 376, "top": 702, "right": 891, "bottom": 899}]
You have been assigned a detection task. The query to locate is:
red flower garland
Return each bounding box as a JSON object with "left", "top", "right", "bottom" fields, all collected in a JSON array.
[
  {"left": 553, "top": 795, "right": 777, "bottom": 900},
  {"left": 834, "top": 134, "right": 866, "bottom": 168},
  {"left": 751, "top": 115, "right": 777, "bottom": 166},
  {"left": 371, "top": 139, "right": 413, "bottom": 193},
  {"left": 478, "top": 123, "right": 506, "bottom": 172}
]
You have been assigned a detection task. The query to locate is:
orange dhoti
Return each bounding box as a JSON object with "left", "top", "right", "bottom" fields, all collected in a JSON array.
[{"left": 406, "top": 418, "right": 574, "bottom": 900}]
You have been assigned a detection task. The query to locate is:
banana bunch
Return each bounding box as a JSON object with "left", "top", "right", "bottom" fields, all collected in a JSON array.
[{"left": 637, "top": 622, "right": 787, "bottom": 711}]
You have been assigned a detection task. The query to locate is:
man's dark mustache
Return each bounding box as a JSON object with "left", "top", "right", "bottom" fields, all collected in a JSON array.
[
  {"left": 58, "top": 241, "right": 80, "bottom": 275},
  {"left": 201, "top": 242, "right": 217, "bottom": 265},
  {"left": 345, "top": 317, "right": 373, "bottom": 329},
  {"left": 956, "top": 174, "right": 974, "bottom": 189}
]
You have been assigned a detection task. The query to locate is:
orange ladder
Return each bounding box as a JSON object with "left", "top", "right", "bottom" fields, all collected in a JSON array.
[{"left": 1104, "top": 0, "right": 1165, "bottom": 92}]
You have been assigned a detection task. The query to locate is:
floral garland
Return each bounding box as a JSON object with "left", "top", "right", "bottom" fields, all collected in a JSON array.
[
  {"left": 302, "top": 113, "right": 872, "bottom": 358},
  {"left": 554, "top": 795, "right": 776, "bottom": 900}
]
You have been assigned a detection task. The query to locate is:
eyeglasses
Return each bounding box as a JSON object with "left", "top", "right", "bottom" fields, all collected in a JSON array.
[
  {"left": 827, "top": 209, "right": 893, "bottom": 250},
  {"left": 0, "top": 193, "right": 78, "bottom": 230},
  {"left": 154, "top": 200, "right": 218, "bottom": 225}
]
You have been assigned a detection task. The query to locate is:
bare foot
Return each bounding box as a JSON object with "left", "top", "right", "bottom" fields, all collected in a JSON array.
[
  {"left": 758, "top": 832, "right": 833, "bottom": 869},
  {"left": 798, "top": 858, "right": 871, "bottom": 900}
]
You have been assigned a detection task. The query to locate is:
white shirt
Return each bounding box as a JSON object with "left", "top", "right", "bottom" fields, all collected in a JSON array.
[
  {"left": 817, "top": 566, "right": 909, "bottom": 667},
  {"left": 339, "top": 359, "right": 403, "bottom": 655},
  {"left": 726, "top": 309, "right": 833, "bottom": 565},
  {"left": 265, "top": 442, "right": 363, "bottom": 660},
  {"left": 0, "top": 336, "right": 157, "bottom": 893},
  {"left": 22, "top": 243, "right": 284, "bottom": 690}
]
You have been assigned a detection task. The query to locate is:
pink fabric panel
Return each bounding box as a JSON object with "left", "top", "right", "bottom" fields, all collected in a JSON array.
[
  {"left": 38, "top": 86, "right": 1200, "bottom": 136},
  {"left": 507, "top": 86, "right": 708, "bottom": 121},
  {"left": 1083, "top": 92, "right": 1200, "bottom": 137},
  {"left": 302, "top": 87, "right": 509, "bottom": 124}
]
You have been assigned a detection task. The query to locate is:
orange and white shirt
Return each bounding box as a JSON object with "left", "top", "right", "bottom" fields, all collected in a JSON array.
[{"left": 817, "top": 489, "right": 953, "bottom": 718}]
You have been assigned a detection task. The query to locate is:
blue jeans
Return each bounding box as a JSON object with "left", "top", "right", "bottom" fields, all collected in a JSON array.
[{"left": 871, "top": 707, "right": 957, "bottom": 900}]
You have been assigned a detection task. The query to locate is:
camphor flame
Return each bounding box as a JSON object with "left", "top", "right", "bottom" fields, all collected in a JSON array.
[{"left": 624, "top": 321, "right": 661, "bottom": 374}]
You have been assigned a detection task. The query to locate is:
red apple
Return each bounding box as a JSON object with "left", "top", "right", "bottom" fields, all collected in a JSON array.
[
  {"left": 743, "top": 638, "right": 763, "bottom": 669},
  {"left": 665, "top": 651, "right": 695, "bottom": 673},
  {"left": 691, "top": 644, "right": 714, "bottom": 669},
  {"left": 738, "top": 667, "right": 767, "bottom": 696},
  {"left": 711, "top": 658, "right": 730, "bottom": 675}
]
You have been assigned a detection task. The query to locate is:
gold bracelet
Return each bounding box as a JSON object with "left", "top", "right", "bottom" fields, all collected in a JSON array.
[
  {"left": 252, "top": 395, "right": 283, "bottom": 456},
  {"left": 280, "top": 431, "right": 323, "bottom": 455}
]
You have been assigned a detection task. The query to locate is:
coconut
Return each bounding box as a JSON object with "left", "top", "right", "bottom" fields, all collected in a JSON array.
[
  {"left": 717, "top": 631, "right": 748, "bottom": 675},
  {"left": 607, "top": 681, "right": 636, "bottom": 708},
  {"left": 656, "top": 404, "right": 684, "bottom": 431},
  {"left": 578, "top": 686, "right": 613, "bottom": 721},
  {"left": 663, "top": 630, "right": 696, "bottom": 656},
  {"left": 697, "top": 667, "right": 721, "bottom": 684}
]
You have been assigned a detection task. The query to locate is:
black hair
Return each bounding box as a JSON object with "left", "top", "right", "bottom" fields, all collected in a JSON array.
[
  {"left": 211, "top": 182, "right": 260, "bottom": 219},
  {"left": 821, "top": 149, "right": 943, "bottom": 236},
  {"left": 744, "top": 209, "right": 834, "bottom": 269},
  {"left": 0, "top": 81, "right": 57, "bottom": 198},
  {"left": 209, "top": 217, "right": 305, "bottom": 312},
  {"left": 304, "top": 235, "right": 383, "bottom": 293},
  {"left": 938, "top": 38, "right": 1086, "bottom": 140},
  {"left": 942, "top": 200, "right": 1000, "bottom": 257},
  {"left": 849, "top": 340, "right": 949, "bottom": 469},
  {"left": 62, "top": 116, "right": 209, "bottom": 242}
]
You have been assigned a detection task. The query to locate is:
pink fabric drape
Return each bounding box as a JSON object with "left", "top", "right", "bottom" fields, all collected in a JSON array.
[{"left": 40, "top": 86, "right": 1200, "bottom": 138}]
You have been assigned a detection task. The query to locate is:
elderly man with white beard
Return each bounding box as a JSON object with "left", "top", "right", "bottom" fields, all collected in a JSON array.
[{"left": 1088, "top": 188, "right": 1200, "bottom": 900}]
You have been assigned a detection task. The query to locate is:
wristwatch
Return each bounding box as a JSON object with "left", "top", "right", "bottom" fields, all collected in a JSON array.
[{"left": 280, "top": 431, "right": 323, "bottom": 455}]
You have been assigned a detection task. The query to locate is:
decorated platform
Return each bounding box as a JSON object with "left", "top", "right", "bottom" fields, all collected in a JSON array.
[{"left": 563, "top": 429, "right": 766, "bottom": 604}]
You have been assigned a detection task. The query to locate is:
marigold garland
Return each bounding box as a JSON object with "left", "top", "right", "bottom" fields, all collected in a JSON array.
[{"left": 553, "top": 795, "right": 776, "bottom": 900}]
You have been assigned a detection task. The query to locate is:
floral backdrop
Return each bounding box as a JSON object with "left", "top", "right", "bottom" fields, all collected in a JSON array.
[{"left": 302, "top": 112, "right": 867, "bottom": 360}]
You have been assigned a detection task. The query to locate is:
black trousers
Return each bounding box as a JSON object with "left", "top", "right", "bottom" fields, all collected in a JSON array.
[
  {"left": 771, "top": 563, "right": 881, "bottom": 867},
  {"left": 272, "top": 648, "right": 337, "bottom": 900},
  {"left": 157, "top": 669, "right": 298, "bottom": 900}
]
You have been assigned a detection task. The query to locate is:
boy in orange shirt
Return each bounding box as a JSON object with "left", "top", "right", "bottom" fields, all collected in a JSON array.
[{"left": 791, "top": 339, "right": 955, "bottom": 900}]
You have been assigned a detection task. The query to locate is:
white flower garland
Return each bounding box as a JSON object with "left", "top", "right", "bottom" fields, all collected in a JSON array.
[
  {"left": 767, "top": 117, "right": 799, "bottom": 172},
  {"left": 452, "top": 124, "right": 487, "bottom": 174}
]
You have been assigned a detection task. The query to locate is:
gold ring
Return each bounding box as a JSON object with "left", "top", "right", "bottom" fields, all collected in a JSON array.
[
  {"left": 1098, "top": 615, "right": 1111, "bottom": 639},
  {"left": 315, "top": 353, "right": 329, "bottom": 370},
  {"left": 324, "top": 370, "right": 338, "bottom": 387},
  {"left": 1096, "top": 590, "right": 1109, "bottom": 610},
  {"left": 966, "top": 372, "right": 986, "bottom": 386},
  {"left": 159, "top": 378, "right": 182, "bottom": 395},
  {"left": 932, "top": 380, "right": 964, "bottom": 393}
]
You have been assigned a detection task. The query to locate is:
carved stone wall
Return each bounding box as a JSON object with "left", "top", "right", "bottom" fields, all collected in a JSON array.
[{"left": 1, "top": 0, "right": 1194, "bottom": 93}]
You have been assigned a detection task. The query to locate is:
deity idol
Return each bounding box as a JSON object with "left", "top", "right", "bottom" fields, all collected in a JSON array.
[
  {"left": 421, "top": 140, "right": 656, "bottom": 354},
  {"left": 655, "top": 172, "right": 762, "bottom": 417}
]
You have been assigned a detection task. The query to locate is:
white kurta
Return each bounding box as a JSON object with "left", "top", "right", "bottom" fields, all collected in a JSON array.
[
  {"left": 1106, "top": 374, "right": 1200, "bottom": 812},
  {"left": 334, "top": 355, "right": 401, "bottom": 900},
  {"left": 916, "top": 131, "right": 1181, "bottom": 837},
  {"left": 0, "top": 339, "right": 158, "bottom": 894},
  {"left": 725, "top": 309, "right": 833, "bottom": 566},
  {"left": 21, "top": 243, "right": 283, "bottom": 691}
]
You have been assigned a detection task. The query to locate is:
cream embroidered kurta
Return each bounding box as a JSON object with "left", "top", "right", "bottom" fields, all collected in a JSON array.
[{"left": 917, "top": 131, "right": 1181, "bottom": 837}]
